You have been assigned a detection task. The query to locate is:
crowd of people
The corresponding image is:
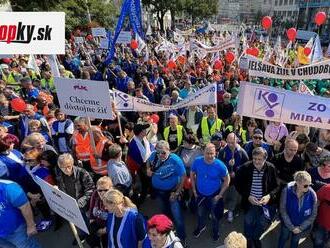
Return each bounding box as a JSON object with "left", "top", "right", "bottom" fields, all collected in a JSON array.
[{"left": 0, "top": 25, "right": 330, "bottom": 248}]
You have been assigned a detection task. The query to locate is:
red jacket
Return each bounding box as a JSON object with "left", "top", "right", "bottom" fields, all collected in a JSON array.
[{"left": 316, "top": 184, "right": 330, "bottom": 231}]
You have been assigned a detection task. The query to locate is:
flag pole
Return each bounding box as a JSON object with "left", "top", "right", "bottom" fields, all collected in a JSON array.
[{"left": 69, "top": 222, "right": 84, "bottom": 248}]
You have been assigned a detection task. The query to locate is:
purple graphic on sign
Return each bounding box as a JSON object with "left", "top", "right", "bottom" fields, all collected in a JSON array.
[{"left": 253, "top": 88, "right": 285, "bottom": 120}]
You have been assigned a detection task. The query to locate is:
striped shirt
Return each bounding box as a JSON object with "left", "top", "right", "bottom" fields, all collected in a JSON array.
[{"left": 250, "top": 168, "right": 264, "bottom": 200}]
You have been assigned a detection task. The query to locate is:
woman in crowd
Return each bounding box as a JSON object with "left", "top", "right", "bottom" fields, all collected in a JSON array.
[
  {"left": 264, "top": 121, "right": 289, "bottom": 153},
  {"left": 87, "top": 176, "right": 113, "bottom": 248},
  {"left": 146, "top": 214, "right": 183, "bottom": 248},
  {"left": 278, "top": 171, "right": 318, "bottom": 248},
  {"left": 102, "top": 189, "right": 147, "bottom": 248}
]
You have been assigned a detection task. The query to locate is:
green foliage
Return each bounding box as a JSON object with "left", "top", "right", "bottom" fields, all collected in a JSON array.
[{"left": 1, "top": 0, "right": 118, "bottom": 32}]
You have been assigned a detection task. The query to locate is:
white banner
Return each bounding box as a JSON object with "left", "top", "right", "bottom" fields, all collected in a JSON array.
[
  {"left": 47, "top": 55, "right": 60, "bottom": 77},
  {"left": 113, "top": 83, "right": 216, "bottom": 112},
  {"left": 237, "top": 82, "right": 330, "bottom": 130},
  {"left": 54, "top": 78, "right": 113, "bottom": 119},
  {"left": 74, "top": 37, "right": 84, "bottom": 44},
  {"left": 242, "top": 55, "right": 330, "bottom": 80},
  {"left": 91, "top": 27, "right": 106, "bottom": 37},
  {"left": 116, "top": 31, "right": 132, "bottom": 44},
  {"left": 35, "top": 176, "right": 89, "bottom": 234},
  {"left": 0, "top": 12, "right": 65, "bottom": 54},
  {"left": 99, "top": 37, "right": 109, "bottom": 49},
  {"left": 191, "top": 35, "right": 237, "bottom": 53}
]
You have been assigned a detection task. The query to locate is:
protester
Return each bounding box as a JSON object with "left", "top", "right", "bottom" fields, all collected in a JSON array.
[
  {"left": 235, "top": 147, "right": 280, "bottom": 248},
  {"left": 107, "top": 144, "right": 132, "bottom": 196},
  {"left": 103, "top": 189, "right": 147, "bottom": 248},
  {"left": 313, "top": 183, "right": 330, "bottom": 248},
  {"left": 218, "top": 133, "right": 249, "bottom": 223},
  {"left": 218, "top": 231, "right": 247, "bottom": 248},
  {"left": 278, "top": 171, "right": 317, "bottom": 248},
  {"left": 0, "top": 179, "right": 41, "bottom": 248},
  {"left": 243, "top": 129, "right": 273, "bottom": 161},
  {"left": 147, "top": 214, "right": 183, "bottom": 248},
  {"left": 191, "top": 143, "right": 230, "bottom": 241},
  {"left": 87, "top": 176, "right": 113, "bottom": 248},
  {"left": 197, "top": 105, "right": 225, "bottom": 145},
  {"left": 147, "top": 140, "right": 187, "bottom": 244}
]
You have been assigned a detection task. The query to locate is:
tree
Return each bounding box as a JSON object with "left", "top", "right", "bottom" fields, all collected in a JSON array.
[
  {"left": 0, "top": 0, "right": 119, "bottom": 33},
  {"left": 179, "top": 0, "right": 218, "bottom": 25}
]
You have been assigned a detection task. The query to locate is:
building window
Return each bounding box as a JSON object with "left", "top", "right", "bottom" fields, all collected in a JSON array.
[
  {"left": 275, "top": 0, "right": 278, "bottom": 6},
  {"left": 264, "top": 0, "right": 266, "bottom": 3},
  {"left": 289, "top": 0, "right": 293, "bottom": 4},
  {"left": 279, "top": 0, "right": 283, "bottom": 6},
  {"left": 284, "top": 0, "right": 288, "bottom": 5}
]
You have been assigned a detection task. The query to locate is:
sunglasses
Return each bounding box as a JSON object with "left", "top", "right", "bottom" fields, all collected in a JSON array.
[
  {"left": 253, "top": 136, "right": 263, "bottom": 140},
  {"left": 97, "top": 189, "right": 108, "bottom": 193},
  {"left": 303, "top": 184, "right": 311, "bottom": 188},
  {"left": 156, "top": 150, "right": 167, "bottom": 155}
]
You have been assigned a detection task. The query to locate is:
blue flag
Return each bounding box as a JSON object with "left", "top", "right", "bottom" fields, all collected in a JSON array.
[{"left": 104, "top": 0, "right": 144, "bottom": 65}]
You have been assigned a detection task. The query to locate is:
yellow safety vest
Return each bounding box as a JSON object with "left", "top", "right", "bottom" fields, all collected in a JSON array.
[
  {"left": 164, "top": 125, "right": 183, "bottom": 147},
  {"left": 225, "top": 125, "right": 247, "bottom": 144},
  {"left": 201, "top": 117, "right": 223, "bottom": 143}
]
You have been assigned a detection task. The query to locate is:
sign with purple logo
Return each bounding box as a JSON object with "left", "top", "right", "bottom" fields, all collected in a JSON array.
[
  {"left": 238, "top": 82, "right": 330, "bottom": 130},
  {"left": 253, "top": 88, "right": 285, "bottom": 120}
]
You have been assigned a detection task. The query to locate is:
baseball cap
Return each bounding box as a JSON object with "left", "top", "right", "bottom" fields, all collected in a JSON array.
[
  {"left": 133, "top": 123, "right": 150, "bottom": 135},
  {"left": 253, "top": 128, "right": 264, "bottom": 137}
]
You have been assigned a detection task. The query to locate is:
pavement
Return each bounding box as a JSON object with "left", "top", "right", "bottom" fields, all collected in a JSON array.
[{"left": 36, "top": 197, "right": 313, "bottom": 248}]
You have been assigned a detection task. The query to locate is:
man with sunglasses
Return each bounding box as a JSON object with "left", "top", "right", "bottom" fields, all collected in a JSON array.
[
  {"left": 243, "top": 128, "right": 273, "bottom": 161},
  {"left": 146, "top": 140, "right": 187, "bottom": 245}
]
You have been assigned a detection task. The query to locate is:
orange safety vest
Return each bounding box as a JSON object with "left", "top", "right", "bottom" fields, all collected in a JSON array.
[
  {"left": 73, "top": 131, "right": 92, "bottom": 161},
  {"left": 90, "top": 137, "right": 108, "bottom": 176}
]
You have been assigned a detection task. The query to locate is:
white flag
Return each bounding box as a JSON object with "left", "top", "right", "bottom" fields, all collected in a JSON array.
[
  {"left": 312, "top": 35, "right": 323, "bottom": 63},
  {"left": 27, "top": 55, "right": 40, "bottom": 74},
  {"left": 48, "top": 55, "right": 60, "bottom": 77}
]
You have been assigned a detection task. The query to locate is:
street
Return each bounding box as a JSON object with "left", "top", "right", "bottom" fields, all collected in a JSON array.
[{"left": 37, "top": 197, "right": 313, "bottom": 248}]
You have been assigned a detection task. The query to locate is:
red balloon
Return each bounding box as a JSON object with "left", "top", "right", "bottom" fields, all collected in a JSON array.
[
  {"left": 315, "top": 11, "right": 327, "bottom": 26},
  {"left": 262, "top": 16, "right": 272, "bottom": 30},
  {"left": 213, "top": 60, "right": 223, "bottom": 70},
  {"left": 304, "top": 47, "right": 312, "bottom": 56},
  {"left": 86, "top": 34, "right": 93, "bottom": 41},
  {"left": 11, "top": 98, "right": 26, "bottom": 112},
  {"left": 167, "top": 60, "right": 176, "bottom": 69},
  {"left": 150, "top": 114, "right": 160, "bottom": 124},
  {"left": 130, "top": 39, "right": 138, "bottom": 49},
  {"left": 250, "top": 47, "right": 259, "bottom": 57},
  {"left": 177, "top": 55, "right": 186, "bottom": 64},
  {"left": 286, "top": 28, "right": 297, "bottom": 41},
  {"left": 225, "top": 51, "right": 235, "bottom": 64}
]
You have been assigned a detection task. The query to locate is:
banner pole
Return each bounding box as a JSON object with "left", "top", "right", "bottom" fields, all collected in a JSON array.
[
  {"left": 69, "top": 222, "right": 84, "bottom": 248},
  {"left": 86, "top": 117, "right": 101, "bottom": 166}
]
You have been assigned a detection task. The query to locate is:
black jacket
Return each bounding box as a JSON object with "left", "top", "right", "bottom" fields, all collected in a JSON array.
[
  {"left": 234, "top": 161, "right": 280, "bottom": 211},
  {"left": 55, "top": 166, "right": 95, "bottom": 210}
]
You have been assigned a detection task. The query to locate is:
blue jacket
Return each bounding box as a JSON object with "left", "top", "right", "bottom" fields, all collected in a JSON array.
[
  {"left": 107, "top": 208, "right": 145, "bottom": 248},
  {"left": 284, "top": 182, "right": 317, "bottom": 229},
  {"left": 243, "top": 141, "right": 273, "bottom": 160}
]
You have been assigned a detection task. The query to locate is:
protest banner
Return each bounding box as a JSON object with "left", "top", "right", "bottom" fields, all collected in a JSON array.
[
  {"left": 116, "top": 31, "right": 132, "bottom": 44},
  {"left": 34, "top": 176, "right": 89, "bottom": 234},
  {"left": 237, "top": 82, "right": 330, "bottom": 130},
  {"left": 242, "top": 55, "right": 330, "bottom": 80},
  {"left": 113, "top": 83, "right": 216, "bottom": 112},
  {"left": 47, "top": 55, "right": 60, "bottom": 77},
  {"left": 54, "top": 78, "right": 113, "bottom": 119},
  {"left": 99, "top": 37, "right": 109, "bottom": 49},
  {"left": 91, "top": 27, "right": 107, "bottom": 37},
  {"left": 74, "top": 37, "right": 84, "bottom": 44},
  {"left": 191, "top": 35, "right": 237, "bottom": 53}
]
